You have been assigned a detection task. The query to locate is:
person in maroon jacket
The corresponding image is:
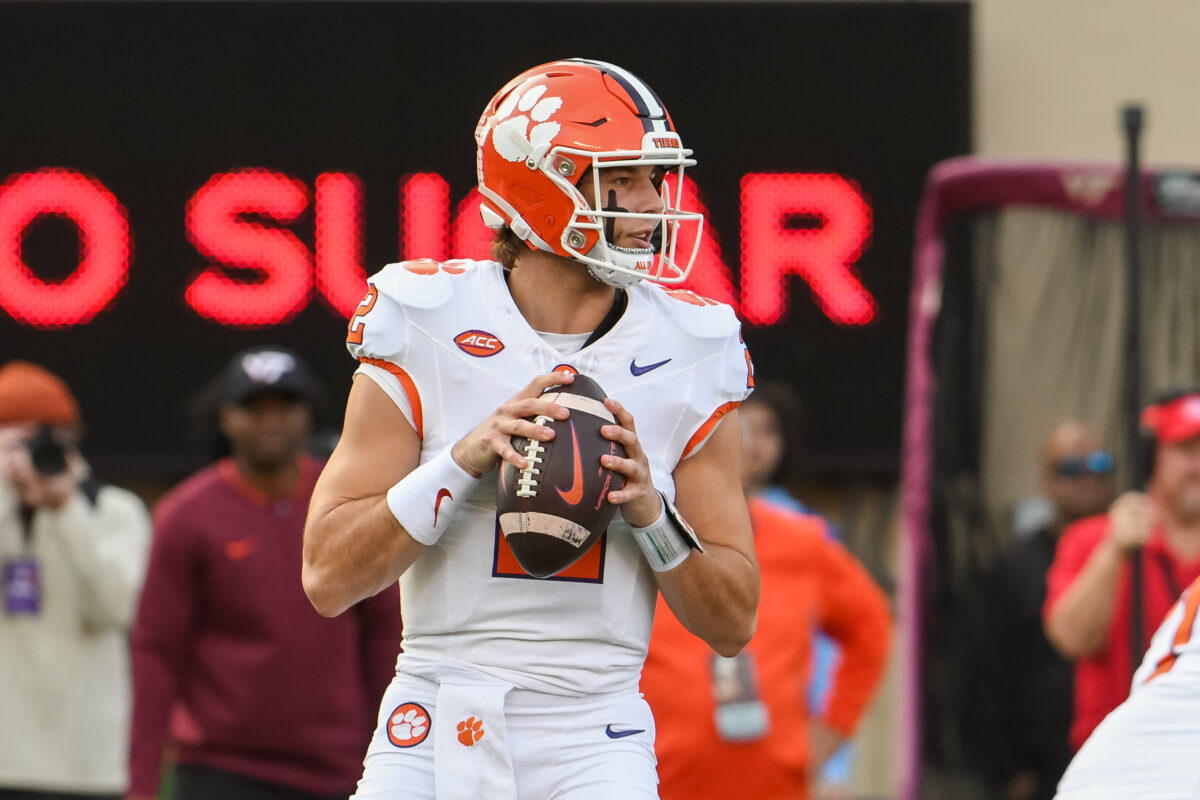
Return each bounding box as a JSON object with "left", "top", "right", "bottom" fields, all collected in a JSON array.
[{"left": 127, "top": 347, "right": 403, "bottom": 800}]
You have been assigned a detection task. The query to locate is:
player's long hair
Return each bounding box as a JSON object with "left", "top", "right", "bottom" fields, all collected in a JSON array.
[{"left": 491, "top": 226, "right": 526, "bottom": 271}]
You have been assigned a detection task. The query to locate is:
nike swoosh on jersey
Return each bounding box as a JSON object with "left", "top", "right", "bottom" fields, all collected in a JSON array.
[
  {"left": 630, "top": 358, "right": 671, "bottom": 376},
  {"left": 605, "top": 724, "right": 645, "bottom": 739},
  {"left": 556, "top": 421, "right": 584, "bottom": 505},
  {"left": 434, "top": 488, "right": 453, "bottom": 526}
]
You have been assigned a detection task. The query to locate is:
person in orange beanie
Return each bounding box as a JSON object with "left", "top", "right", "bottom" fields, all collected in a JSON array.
[
  {"left": 0, "top": 360, "right": 151, "bottom": 798},
  {"left": 642, "top": 387, "right": 892, "bottom": 800}
]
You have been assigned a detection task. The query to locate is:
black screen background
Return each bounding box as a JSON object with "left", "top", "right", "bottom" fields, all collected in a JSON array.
[{"left": 0, "top": 1, "right": 970, "bottom": 482}]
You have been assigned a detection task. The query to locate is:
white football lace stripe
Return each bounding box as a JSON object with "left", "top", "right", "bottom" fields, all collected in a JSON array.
[
  {"left": 499, "top": 511, "right": 592, "bottom": 548},
  {"left": 545, "top": 392, "right": 614, "bottom": 423}
]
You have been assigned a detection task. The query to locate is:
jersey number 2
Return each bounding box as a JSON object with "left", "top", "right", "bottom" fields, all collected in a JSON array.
[{"left": 346, "top": 284, "right": 379, "bottom": 346}]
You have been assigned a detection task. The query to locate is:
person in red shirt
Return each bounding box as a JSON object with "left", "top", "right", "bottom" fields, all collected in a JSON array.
[
  {"left": 641, "top": 389, "right": 892, "bottom": 800},
  {"left": 127, "top": 348, "right": 403, "bottom": 800},
  {"left": 1044, "top": 390, "right": 1200, "bottom": 751}
]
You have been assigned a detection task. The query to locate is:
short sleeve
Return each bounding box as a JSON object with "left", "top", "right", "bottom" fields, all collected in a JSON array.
[
  {"left": 680, "top": 320, "right": 755, "bottom": 459},
  {"left": 354, "top": 361, "right": 416, "bottom": 431}
]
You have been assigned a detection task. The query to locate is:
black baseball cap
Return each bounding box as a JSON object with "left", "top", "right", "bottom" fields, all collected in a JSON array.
[{"left": 223, "top": 346, "right": 321, "bottom": 407}]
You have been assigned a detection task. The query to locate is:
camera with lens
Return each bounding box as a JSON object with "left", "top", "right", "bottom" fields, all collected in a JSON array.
[{"left": 26, "top": 426, "right": 70, "bottom": 476}]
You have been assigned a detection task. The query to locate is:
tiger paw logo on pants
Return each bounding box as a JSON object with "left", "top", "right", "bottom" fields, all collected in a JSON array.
[
  {"left": 489, "top": 84, "right": 563, "bottom": 163},
  {"left": 387, "top": 702, "right": 430, "bottom": 747},
  {"left": 457, "top": 716, "right": 485, "bottom": 746}
]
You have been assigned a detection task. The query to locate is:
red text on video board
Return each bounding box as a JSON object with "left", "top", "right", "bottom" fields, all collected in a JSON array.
[{"left": 0, "top": 168, "right": 874, "bottom": 329}]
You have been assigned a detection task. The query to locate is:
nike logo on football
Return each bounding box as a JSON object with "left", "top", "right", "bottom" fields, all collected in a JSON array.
[
  {"left": 555, "top": 421, "right": 584, "bottom": 505},
  {"left": 630, "top": 358, "right": 671, "bottom": 376},
  {"left": 605, "top": 724, "right": 645, "bottom": 739},
  {"left": 434, "top": 488, "right": 453, "bottom": 526}
]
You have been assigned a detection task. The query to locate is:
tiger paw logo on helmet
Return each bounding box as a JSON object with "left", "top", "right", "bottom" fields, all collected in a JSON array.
[{"left": 489, "top": 84, "right": 563, "bottom": 164}]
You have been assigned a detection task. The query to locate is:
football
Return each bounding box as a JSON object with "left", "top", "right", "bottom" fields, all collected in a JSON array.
[{"left": 497, "top": 374, "right": 626, "bottom": 578}]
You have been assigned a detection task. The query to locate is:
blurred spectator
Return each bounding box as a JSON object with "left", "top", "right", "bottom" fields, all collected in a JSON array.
[
  {"left": 642, "top": 386, "right": 892, "bottom": 800},
  {"left": 0, "top": 361, "right": 151, "bottom": 799},
  {"left": 126, "top": 347, "right": 403, "bottom": 800},
  {"left": 1045, "top": 391, "right": 1200, "bottom": 753},
  {"left": 965, "top": 421, "right": 1115, "bottom": 800}
]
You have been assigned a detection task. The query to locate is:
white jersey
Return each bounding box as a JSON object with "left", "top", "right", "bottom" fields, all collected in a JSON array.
[
  {"left": 1131, "top": 574, "right": 1200, "bottom": 689},
  {"left": 1055, "top": 576, "right": 1200, "bottom": 799},
  {"left": 346, "top": 259, "right": 753, "bottom": 697}
]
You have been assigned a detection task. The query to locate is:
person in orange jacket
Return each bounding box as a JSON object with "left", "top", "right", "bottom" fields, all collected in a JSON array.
[{"left": 641, "top": 386, "right": 892, "bottom": 800}]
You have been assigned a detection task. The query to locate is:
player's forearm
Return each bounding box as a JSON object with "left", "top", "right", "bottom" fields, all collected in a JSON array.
[
  {"left": 1045, "top": 538, "right": 1123, "bottom": 658},
  {"left": 302, "top": 495, "right": 423, "bottom": 617},
  {"left": 655, "top": 543, "right": 759, "bottom": 656}
]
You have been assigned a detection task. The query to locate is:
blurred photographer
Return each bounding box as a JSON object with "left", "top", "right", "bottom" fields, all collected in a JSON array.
[{"left": 0, "top": 361, "right": 151, "bottom": 799}]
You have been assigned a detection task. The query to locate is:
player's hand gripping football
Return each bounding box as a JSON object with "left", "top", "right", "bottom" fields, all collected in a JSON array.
[
  {"left": 599, "top": 397, "right": 663, "bottom": 528},
  {"left": 451, "top": 372, "right": 573, "bottom": 478}
]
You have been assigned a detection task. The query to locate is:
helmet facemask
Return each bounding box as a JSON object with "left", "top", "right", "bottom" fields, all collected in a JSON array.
[{"left": 548, "top": 138, "right": 704, "bottom": 288}]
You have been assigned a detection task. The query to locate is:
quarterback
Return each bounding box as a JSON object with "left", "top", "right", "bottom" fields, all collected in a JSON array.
[{"left": 302, "top": 59, "right": 759, "bottom": 799}]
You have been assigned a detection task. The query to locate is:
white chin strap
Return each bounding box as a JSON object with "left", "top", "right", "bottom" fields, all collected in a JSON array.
[{"left": 583, "top": 243, "right": 653, "bottom": 288}]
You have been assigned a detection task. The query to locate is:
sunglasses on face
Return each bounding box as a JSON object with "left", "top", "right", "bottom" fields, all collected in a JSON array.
[{"left": 1054, "top": 450, "right": 1114, "bottom": 478}]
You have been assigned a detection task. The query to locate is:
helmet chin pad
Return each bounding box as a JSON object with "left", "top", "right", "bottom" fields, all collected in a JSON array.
[{"left": 583, "top": 242, "right": 654, "bottom": 288}]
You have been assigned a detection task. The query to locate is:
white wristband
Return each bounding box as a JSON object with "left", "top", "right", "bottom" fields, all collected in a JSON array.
[
  {"left": 386, "top": 446, "right": 480, "bottom": 546},
  {"left": 630, "top": 492, "right": 704, "bottom": 572}
]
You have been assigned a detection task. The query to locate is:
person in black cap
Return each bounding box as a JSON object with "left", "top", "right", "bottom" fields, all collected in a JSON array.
[
  {"left": 126, "top": 347, "right": 402, "bottom": 800},
  {"left": 218, "top": 346, "right": 323, "bottom": 486}
]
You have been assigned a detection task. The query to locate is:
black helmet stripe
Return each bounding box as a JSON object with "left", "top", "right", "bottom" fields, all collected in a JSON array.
[{"left": 568, "top": 58, "right": 670, "bottom": 134}]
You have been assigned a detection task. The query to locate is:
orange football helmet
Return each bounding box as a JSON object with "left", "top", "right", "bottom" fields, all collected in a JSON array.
[{"left": 475, "top": 58, "right": 703, "bottom": 287}]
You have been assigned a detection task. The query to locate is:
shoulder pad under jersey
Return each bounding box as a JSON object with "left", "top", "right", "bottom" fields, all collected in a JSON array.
[
  {"left": 370, "top": 259, "right": 485, "bottom": 310},
  {"left": 642, "top": 283, "right": 742, "bottom": 340}
]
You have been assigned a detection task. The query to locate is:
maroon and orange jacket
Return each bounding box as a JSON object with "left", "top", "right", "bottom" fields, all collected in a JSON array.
[{"left": 127, "top": 457, "right": 403, "bottom": 797}]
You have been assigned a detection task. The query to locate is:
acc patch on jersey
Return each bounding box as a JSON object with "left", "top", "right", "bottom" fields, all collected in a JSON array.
[{"left": 455, "top": 329, "right": 505, "bottom": 357}]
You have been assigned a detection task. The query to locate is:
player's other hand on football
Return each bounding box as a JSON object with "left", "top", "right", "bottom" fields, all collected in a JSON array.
[
  {"left": 1107, "top": 490, "right": 1156, "bottom": 554},
  {"left": 451, "top": 372, "right": 573, "bottom": 478},
  {"left": 600, "top": 397, "right": 662, "bottom": 527}
]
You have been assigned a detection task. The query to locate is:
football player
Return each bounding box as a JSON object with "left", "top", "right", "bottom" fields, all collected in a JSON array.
[{"left": 302, "top": 59, "right": 760, "bottom": 800}]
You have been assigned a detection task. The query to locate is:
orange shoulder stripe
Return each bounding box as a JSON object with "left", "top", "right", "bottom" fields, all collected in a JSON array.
[
  {"left": 358, "top": 357, "right": 423, "bottom": 440},
  {"left": 681, "top": 401, "right": 740, "bottom": 459},
  {"left": 1148, "top": 578, "right": 1200, "bottom": 681}
]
